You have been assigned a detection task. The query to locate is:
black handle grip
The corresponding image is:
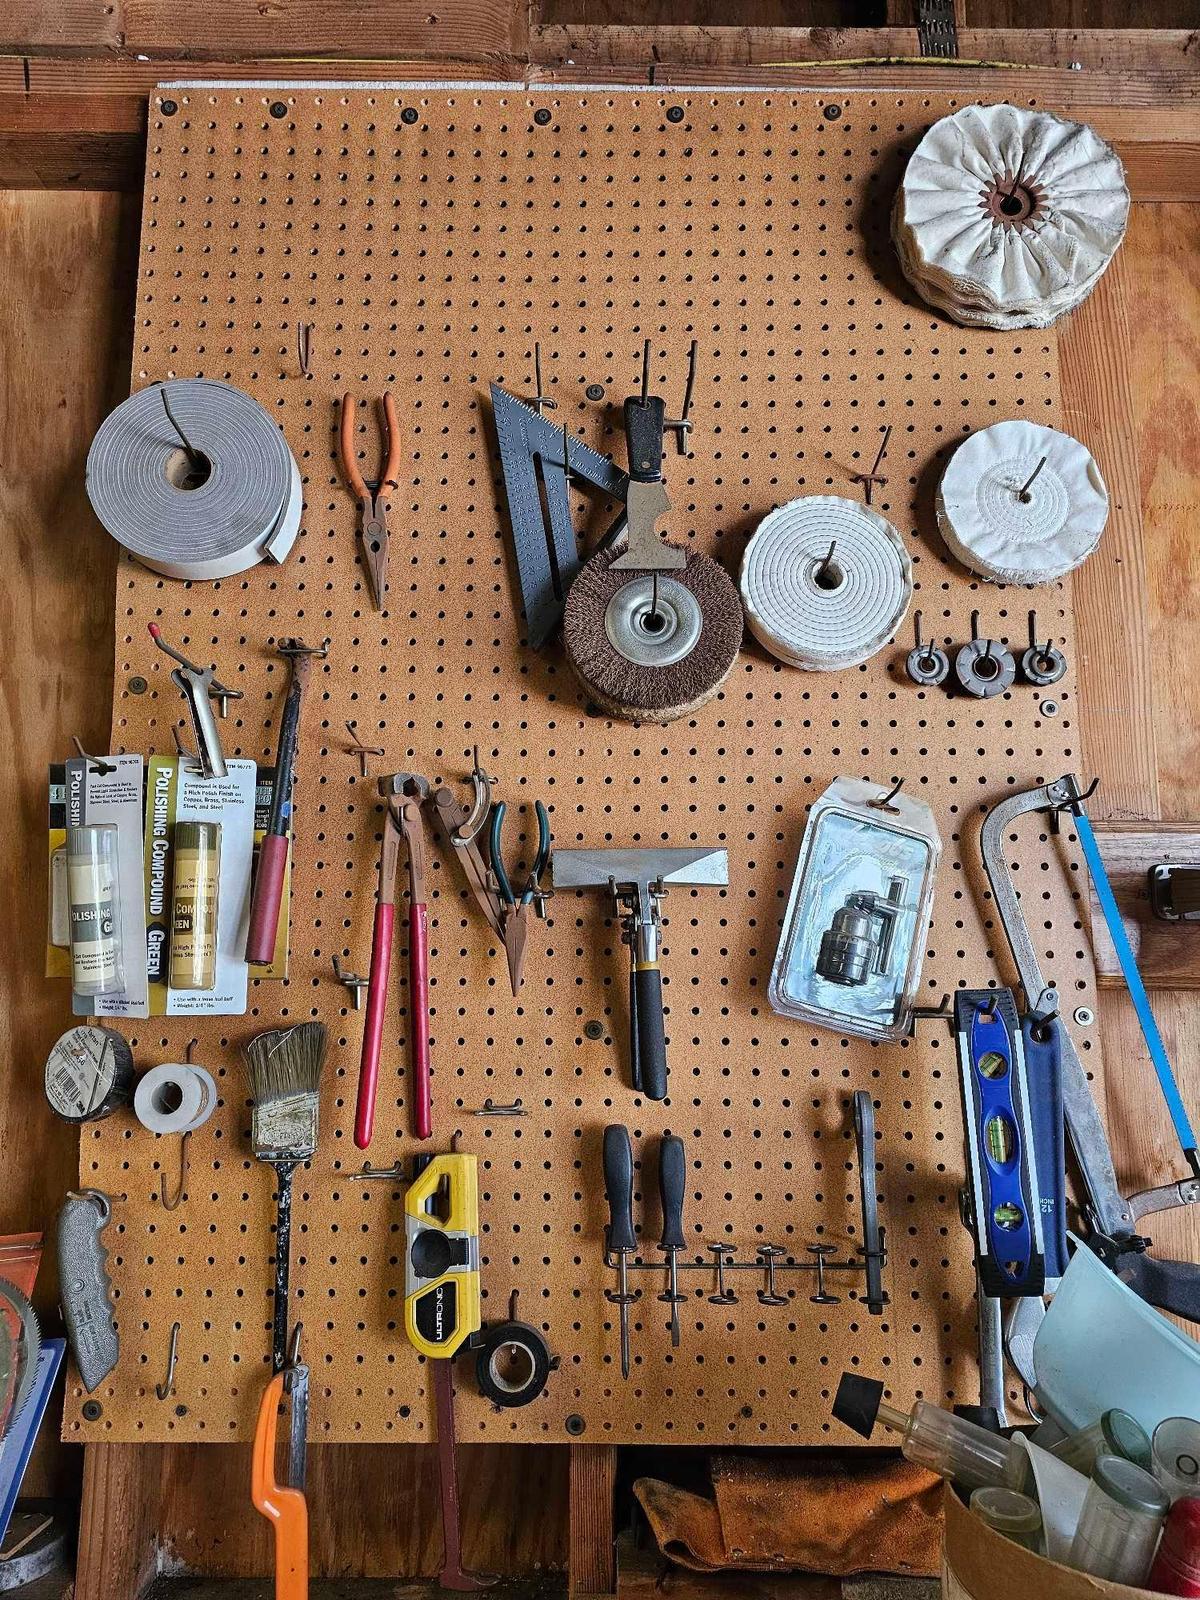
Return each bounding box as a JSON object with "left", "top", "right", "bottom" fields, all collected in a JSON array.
[
  {"left": 603, "top": 1124, "right": 637, "bottom": 1254},
  {"left": 1118, "top": 1249, "right": 1200, "bottom": 1324},
  {"left": 628, "top": 956, "right": 642, "bottom": 1094},
  {"left": 635, "top": 965, "right": 668, "bottom": 1101},
  {"left": 658, "top": 1135, "right": 685, "bottom": 1251},
  {"left": 623, "top": 395, "right": 666, "bottom": 482}
]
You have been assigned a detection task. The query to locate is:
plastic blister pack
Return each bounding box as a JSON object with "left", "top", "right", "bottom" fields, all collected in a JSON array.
[{"left": 770, "top": 778, "right": 941, "bottom": 1042}]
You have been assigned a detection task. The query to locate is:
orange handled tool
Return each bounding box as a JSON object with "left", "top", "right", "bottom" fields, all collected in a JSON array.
[{"left": 252, "top": 1367, "right": 309, "bottom": 1600}]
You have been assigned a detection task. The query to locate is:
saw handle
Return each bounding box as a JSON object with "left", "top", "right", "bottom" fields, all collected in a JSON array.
[
  {"left": 623, "top": 394, "right": 666, "bottom": 482},
  {"left": 247, "top": 834, "right": 289, "bottom": 966},
  {"left": 252, "top": 1372, "right": 309, "bottom": 1600},
  {"left": 409, "top": 902, "right": 431, "bottom": 1141},
  {"left": 1118, "top": 1249, "right": 1200, "bottom": 1325},
  {"left": 634, "top": 963, "right": 668, "bottom": 1102},
  {"left": 355, "top": 901, "right": 395, "bottom": 1149}
]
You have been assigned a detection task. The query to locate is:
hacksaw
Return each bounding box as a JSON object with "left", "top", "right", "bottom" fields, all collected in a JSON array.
[{"left": 490, "top": 384, "right": 628, "bottom": 648}]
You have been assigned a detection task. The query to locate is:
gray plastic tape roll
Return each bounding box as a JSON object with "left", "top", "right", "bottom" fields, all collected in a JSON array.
[{"left": 86, "top": 379, "right": 302, "bottom": 581}]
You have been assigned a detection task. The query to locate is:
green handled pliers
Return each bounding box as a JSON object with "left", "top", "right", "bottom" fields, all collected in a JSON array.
[{"left": 488, "top": 799, "right": 551, "bottom": 995}]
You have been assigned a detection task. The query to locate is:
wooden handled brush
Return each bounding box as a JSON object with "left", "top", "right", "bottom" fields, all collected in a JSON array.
[{"left": 244, "top": 1022, "right": 327, "bottom": 1373}]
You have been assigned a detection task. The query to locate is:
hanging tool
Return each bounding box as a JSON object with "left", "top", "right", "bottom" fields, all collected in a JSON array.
[
  {"left": 1065, "top": 776, "right": 1200, "bottom": 1179},
  {"left": 57, "top": 1190, "right": 115, "bottom": 1394},
  {"left": 610, "top": 341, "right": 685, "bottom": 573},
  {"left": 953, "top": 989, "right": 1045, "bottom": 1299},
  {"left": 488, "top": 798, "right": 551, "bottom": 996},
  {"left": 357, "top": 773, "right": 432, "bottom": 1148},
  {"left": 602, "top": 1125, "right": 640, "bottom": 1379},
  {"left": 563, "top": 346, "right": 742, "bottom": 724},
  {"left": 978, "top": 777, "right": 1200, "bottom": 1388},
  {"left": 243, "top": 1023, "right": 327, "bottom": 1374},
  {"left": 656, "top": 1134, "right": 686, "bottom": 1349},
  {"left": 147, "top": 624, "right": 243, "bottom": 779},
  {"left": 252, "top": 1324, "right": 309, "bottom": 1600},
  {"left": 490, "top": 383, "right": 628, "bottom": 648},
  {"left": 339, "top": 392, "right": 400, "bottom": 611},
  {"left": 404, "top": 1152, "right": 491, "bottom": 1591},
  {"left": 553, "top": 847, "right": 729, "bottom": 1100},
  {"left": 852, "top": 1091, "right": 889, "bottom": 1317},
  {"left": 246, "top": 638, "right": 327, "bottom": 966}
]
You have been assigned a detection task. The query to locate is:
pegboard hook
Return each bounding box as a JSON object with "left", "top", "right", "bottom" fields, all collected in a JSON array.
[
  {"left": 160, "top": 1128, "right": 191, "bottom": 1212},
  {"left": 155, "top": 1321, "right": 180, "bottom": 1401},
  {"left": 296, "top": 321, "right": 313, "bottom": 379},
  {"left": 867, "top": 777, "right": 904, "bottom": 812},
  {"left": 344, "top": 721, "right": 384, "bottom": 779},
  {"left": 70, "top": 736, "right": 116, "bottom": 776},
  {"left": 851, "top": 423, "right": 892, "bottom": 506}
]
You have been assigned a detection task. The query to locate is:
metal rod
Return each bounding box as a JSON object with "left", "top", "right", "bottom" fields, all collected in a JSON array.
[
  {"left": 640, "top": 337, "right": 650, "bottom": 403},
  {"left": 1017, "top": 455, "right": 1047, "bottom": 502},
  {"left": 160, "top": 384, "right": 205, "bottom": 472},
  {"left": 155, "top": 1321, "right": 181, "bottom": 1401}
]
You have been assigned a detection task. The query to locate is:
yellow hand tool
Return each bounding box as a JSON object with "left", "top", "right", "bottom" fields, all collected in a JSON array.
[{"left": 405, "top": 1152, "right": 489, "bottom": 1590}]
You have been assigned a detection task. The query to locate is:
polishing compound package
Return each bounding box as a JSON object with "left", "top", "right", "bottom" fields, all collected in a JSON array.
[{"left": 893, "top": 104, "right": 1130, "bottom": 330}]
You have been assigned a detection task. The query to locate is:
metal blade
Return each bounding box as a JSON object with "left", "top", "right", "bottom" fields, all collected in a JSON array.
[
  {"left": 552, "top": 846, "right": 728, "bottom": 890},
  {"left": 0, "top": 1281, "right": 41, "bottom": 1438},
  {"left": 491, "top": 384, "right": 628, "bottom": 648}
]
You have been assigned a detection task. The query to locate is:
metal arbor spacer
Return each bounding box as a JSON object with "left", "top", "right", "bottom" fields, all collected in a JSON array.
[
  {"left": 955, "top": 612, "right": 1015, "bottom": 699},
  {"left": 1020, "top": 608, "right": 1067, "bottom": 686},
  {"left": 905, "top": 611, "right": 949, "bottom": 687}
]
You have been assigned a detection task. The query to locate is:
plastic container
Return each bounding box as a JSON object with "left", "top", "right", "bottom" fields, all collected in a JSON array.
[
  {"left": 1050, "top": 1408, "right": 1152, "bottom": 1478},
  {"left": 970, "top": 1485, "right": 1042, "bottom": 1552},
  {"left": 169, "top": 821, "right": 222, "bottom": 991},
  {"left": 875, "top": 1397, "right": 1028, "bottom": 1495},
  {"left": 1156, "top": 1419, "right": 1200, "bottom": 1503},
  {"left": 66, "top": 824, "right": 124, "bottom": 997},
  {"left": 1067, "top": 1454, "right": 1169, "bottom": 1586},
  {"left": 1148, "top": 1495, "right": 1200, "bottom": 1596}
]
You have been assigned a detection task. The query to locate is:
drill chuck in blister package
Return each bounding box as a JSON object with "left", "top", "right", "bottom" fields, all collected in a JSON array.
[{"left": 769, "top": 777, "right": 941, "bottom": 1042}]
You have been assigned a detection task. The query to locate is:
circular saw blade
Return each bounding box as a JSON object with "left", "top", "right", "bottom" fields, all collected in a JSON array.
[{"left": 0, "top": 1279, "right": 42, "bottom": 1438}]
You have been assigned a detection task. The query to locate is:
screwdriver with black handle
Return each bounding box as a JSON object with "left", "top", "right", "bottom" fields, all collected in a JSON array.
[
  {"left": 602, "top": 1124, "right": 640, "bottom": 1379},
  {"left": 657, "top": 1134, "right": 686, "bottom": 1348}
]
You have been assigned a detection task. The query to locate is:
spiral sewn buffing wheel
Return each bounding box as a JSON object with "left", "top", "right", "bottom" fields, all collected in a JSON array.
[
  {"left": 892, "top": 104, "right": 1129, "bottom": 330},
  {"left": 739, "top": 496, "right": 913, "bottom": 672},
  {"left": 936, "top": 420, "right": 1109, "bottom": 586},
  {"left": 562, "top": 542, "right": 743, "bottom": 724}
]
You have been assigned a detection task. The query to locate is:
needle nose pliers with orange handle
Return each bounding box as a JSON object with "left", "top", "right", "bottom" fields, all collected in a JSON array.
[{"left": 339, "top": 393, "right": 400, "bottom": 611}]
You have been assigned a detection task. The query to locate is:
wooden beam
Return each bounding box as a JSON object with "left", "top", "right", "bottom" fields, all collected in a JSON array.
[
  {"left": 76, "top": 1445, "right": 164, "bottom": 1600},
  {"left": 569, "top": 1444, "right": 617, "bottom": 1599},
  {"left": 1091, "top": 824, "right": 1200, "bottom": 988}
]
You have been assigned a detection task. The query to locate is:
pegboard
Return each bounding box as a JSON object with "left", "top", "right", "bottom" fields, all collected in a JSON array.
[{"left": 67, "top": 85, "right": 1107, "bottom": 1446}]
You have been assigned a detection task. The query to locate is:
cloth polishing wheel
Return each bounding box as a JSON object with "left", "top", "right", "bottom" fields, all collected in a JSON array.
[
  {"left": 563, "top": 542, "right": 743, "bottom": 724},
  {"left": 739, "top": 496, "right": 913, "bottom": 671},
  {"left": 936, "top": 420, "right": 1109, "bottom": 585}
]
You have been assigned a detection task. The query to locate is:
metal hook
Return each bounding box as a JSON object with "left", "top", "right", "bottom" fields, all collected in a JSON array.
[
  {"left": 296, "top": 321, "right": 313, "bottom": 379},
  {"left": 332, "top": 955, "right": 368, "bottom": 1009},
  {"left": 469, "top": 1097, "right": 528, "bottom": 1117},
  {"left": 852, "top": 423, "right": 892, "bottom": 505},
  {"left": 344, "top": 721, "right": 384, "bottom": 778},
  {"left": 867, "top": 777, "right": 904, "bottom": 811},
  {"left": 532, "top": 342, "right": 555, "bottom": 416},
  {"left": 665, "top": 338, "right": 699, "bottom": 455},
  {"left": 155, "top": 1321, "right": 181, "bottom": 1400},
  {"left": 1017, "top": 455, "right": 1047, "bottom": 503},
  {"left": 347, "top": 1161, "right": 406, "bottom": 1181},
  {"left": 455, "top": 746, "right": 496, "bottom": 844},
  {"left": 160, "top": 384, "right": 205, "bottom": 476},
  {"left": 160, "top": 1128, "right": 191, "bottom": 1211},
  {"left": 70, "top": 736, "right": 116, "bottom": 776},
  {"left": 184, "top": 1038, "right": 198, "bottom": 1064}
]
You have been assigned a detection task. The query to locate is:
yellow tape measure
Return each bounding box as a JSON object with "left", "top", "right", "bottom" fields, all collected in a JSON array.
[{"left": 403, "top": 1152, "right": 481, "bottom": 1360}]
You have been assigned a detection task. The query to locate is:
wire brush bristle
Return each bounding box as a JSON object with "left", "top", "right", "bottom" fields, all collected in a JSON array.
[{"left": 243, "top": 1020, "right": 328, "bottom": 1106}]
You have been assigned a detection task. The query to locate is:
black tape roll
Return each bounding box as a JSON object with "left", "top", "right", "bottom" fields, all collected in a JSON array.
[
  {"left": 45, "top": 1025, "right": 135, "bottom": 1123},
  {"left": 474, "top": 1321, "right": 552, "bottom": 1408}
]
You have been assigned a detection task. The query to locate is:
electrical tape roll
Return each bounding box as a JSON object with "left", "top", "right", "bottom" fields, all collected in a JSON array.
[
  {"left": 739, "top": 497, "right": 913, "bottom": 671},
  {"left": 936, "top": 421, "right": 1109, "bottom": 585},
  {"left": 134, "top": 1063, "right": 218, "bottom": 1136},
  {"left": 86, "top": 379, "right": 302, "bottom": 581},
  {"left": 44, "top": 1025, "right": 135, "bottom": 1124}
]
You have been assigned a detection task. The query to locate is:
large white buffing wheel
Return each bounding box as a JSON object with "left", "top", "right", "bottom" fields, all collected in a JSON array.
[
  {"left": 893, "top": 104, "right": 1129, "bottom": 330},
  {"left": 936, "top": 421, "right": 1109, "bottom": 586},
  {"left": 739, "top": 496, "right": 913, "bottom": 671}
]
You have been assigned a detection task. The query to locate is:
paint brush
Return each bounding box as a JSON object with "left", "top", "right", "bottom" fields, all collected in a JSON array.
[{"left": 243, "top": 1021, "right": 327, "bottom": 1372}]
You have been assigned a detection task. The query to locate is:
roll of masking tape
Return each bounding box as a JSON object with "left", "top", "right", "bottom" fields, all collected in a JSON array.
[
  {"left": 739, "top": 496, "right": 913, "bottom": 671},
  {"left": 134, "top": 1062, "right": 218, "bottom": 1136},
  {"left": 86, "top": 379, "right": 302, "bottom": 581}
]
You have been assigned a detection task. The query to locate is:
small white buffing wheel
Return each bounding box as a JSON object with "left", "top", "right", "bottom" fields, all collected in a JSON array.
[
  {"left": 893, "top": 104, "right": 1129, "bottom": 330},
  {"left": 739, "top": 496, "right": 913, "bottom": 671},
  {"left": 936, "top": 420, "right": 1109, "bottom": 586}
]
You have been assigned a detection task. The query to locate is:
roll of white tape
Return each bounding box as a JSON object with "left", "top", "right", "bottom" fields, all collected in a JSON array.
[
  {"left": 936, "top": 421, "right": 1109, "bottom": 586},
  {"left": 86, "top": 379, "right": 302, "bottom": 581},
  {"left": 134, "top": 1062, "right": 218, "bottom": 1136},
  {"left": 739, "top": 496, "right": 913, "bottom": 671}
]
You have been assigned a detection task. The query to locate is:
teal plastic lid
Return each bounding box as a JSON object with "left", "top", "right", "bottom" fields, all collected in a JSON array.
[
  {"left": 1102, "top": 1408, "right": 1152, "bottom": 1472},
  {"left": 1093, "top": 1454, "right": 1170, "bottom": 1516}
]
